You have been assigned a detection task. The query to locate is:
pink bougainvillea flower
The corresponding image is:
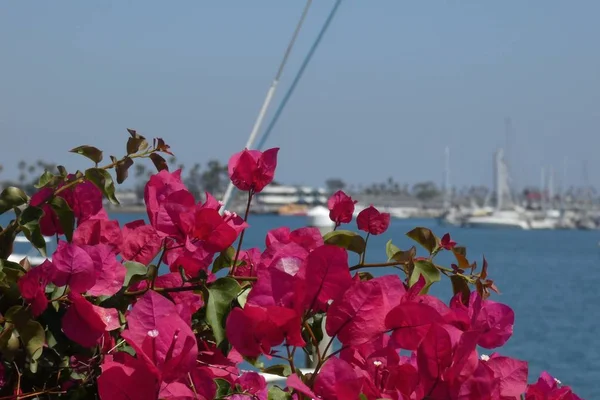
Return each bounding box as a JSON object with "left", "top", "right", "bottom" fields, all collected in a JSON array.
[
  {"left": 227, "top": 148, "right": 279, "bottom": 193},
  {"left": 120, "top": 219, "right": 162, "bottom": 265},
  {"left": 82, "top": 244, "right": 126, "bottom": 297},
  {"left": 440, "top": 233, "right": 457, "bottom": 250},
  {"left": 30, "top": 179, "right": 106, "bottom": 236},
  {"left": 484, "top": 353, "right": 528, "bottom": 398},
  {"left": 62, "top": 293, "right": 117, "bottom": 347},
  {"left": 246, "top": 243, "right": 308, "bottom": 309},
  {"left": 30, "top": 188, "right": 62, "bottom": 236},
  {"left": 200, "top": 191, "right": 222, "bottom": 211},
  {"left": 222, "top": 210, "right": 249, "bottom": 236},
  {"left": 232, "top": 248, "right": 261, "bottom": 277},
  {"left": 299, "top": 245, "right": 353, "bottom": 312},
  {"left": 98, "top": 352, "right": 160, "bottom": 400},
  {"left": 146, "top": 272, "right": 204, "bottom": 322},
  {"left": 196, "top": 340, "right": 240, "bottom": 384},
  {"left": 525, "top": 371, "right": 581, "bottom": 399},
  {"left": 468, "top": 291, "right": 515, "bottom": 349},
  {"left": 235, "top": 372, "right": 268, "bottom": 399},
  {"left": 72, "top": 218, "right": 123, "bottom": 249},
  {"left": 265, "top": 226, "right": 323, "bottom": 253},
  {"left": 313, "top": 357, "right": 364, "bottom": 400},
  {"left": 226, "top": 304, "right": 304, "bottom": 358},
  {"left": 166, "top": 244, "right": 215, "bottom": 279},
  {"left": 189, "top": 367, "right": 218, "bottom": 400},
  {"left": 326, "top": 275, "right": 404, "bottom": 347},
  {"left": 154, "top": 189, "right": 196, "bottom": 241},
  {"left": 144, "top": 169, "right": 188, "bottom": 230},
  {"left": 327, "top": 190, "right": 357, "bottom": 226},
  {"left": 356, "top": 205, "right": 390, "bottom": 235},
  {"left": 385, "top": 302, "right": 444, "bottom": 350},
  {"left": 61, "top": 179, "right": 106, "bottom": 222},
  {"left": 287, "top": 374, "right": 317, "bottom": 399},
  {"left": 121, "top": 290, "right": 198, "bottom": 383},
  {"left": 18, "top": 260, "right": 53, "bottom": 316},
  {"left": 192, "top": 208, "right": 238, "bottom": 253},
  {"left": 51, "top": 241, "right": 96, "bottom": 294}
]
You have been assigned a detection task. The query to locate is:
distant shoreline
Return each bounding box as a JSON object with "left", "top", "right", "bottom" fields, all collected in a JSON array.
[{"left": 105, "top": 205, "right": 146, "bottom": 214}]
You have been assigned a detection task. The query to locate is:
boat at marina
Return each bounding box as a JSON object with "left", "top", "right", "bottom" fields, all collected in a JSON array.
[{"left": 464, "top": 149, "right": 532, "bottom": 230}]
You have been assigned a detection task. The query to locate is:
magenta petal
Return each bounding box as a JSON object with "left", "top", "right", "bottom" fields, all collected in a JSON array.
[
  {"left": 159, "top": 381, "right": 197, "bottom": 399},
  {"left": 83, "top": 244, "right": 126, "bottom": 297},
  {"left": 385, "top": 302, "right": 443, "bottom": 350},
  {"left": 73, "top": 218, "right": 122, "bottom": 249},
  {"left": 51, "top": 241, "right": 96, "bottom": 293},
  {"left": 485, "top": 355, "right": 528, "bottom": 398},
  {"left": 287, "top": 374, "right": 317, "bottom": 399},
  {"left": 121, "top": 219, "right": 162, "bottom": 265},
  {"left": 303, "top": 245, "right": 352, "bottom": 312},
  {"left": 123, "top": 291, "right": 198, "bottom": 382},
  {"left": 62, "top": 294, "right": 106, "bottom": 347},
  {"left": 326, "top": 278, "right": 389, "bottom": 347},
  {"left": 314, "top": 357, "right": 363, "bottom": 400},
  {"left": 98, "top": 353, "right": 160, "bottom": 400}
]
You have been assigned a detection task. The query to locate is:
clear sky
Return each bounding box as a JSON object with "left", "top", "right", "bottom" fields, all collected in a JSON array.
[{"left": 1, "top": 1, "right": 599, "bottom": 190}]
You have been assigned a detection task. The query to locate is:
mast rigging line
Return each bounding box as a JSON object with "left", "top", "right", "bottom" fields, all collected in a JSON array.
[
  {"left": 221, "top": 0, "right": 344, "bottom": 212},
  {"left": 219, "top": 0, "right": 314, "bottom": 213}
]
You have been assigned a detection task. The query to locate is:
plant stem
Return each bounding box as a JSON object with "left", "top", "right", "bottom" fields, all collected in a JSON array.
[
  {"left": 54, "top": 150, "right": 155, "bottom": 196},
  {"left": 303, "top": 321, "right": 322, "bottom": 364},
  {"left": 348, "top": 260, "right": 403, "bottom": 272},
  {"left": 285, "top": 342, "right": 296, "bottom": 374},
  {"left": 231, "top": 191, "right": 253, "bottom": 275},
  {"left": 150, "top": 240, "right": 169, "bottom": 290},
  {"left": 360, "top": 233, "right": 370, "bottom": 264}
]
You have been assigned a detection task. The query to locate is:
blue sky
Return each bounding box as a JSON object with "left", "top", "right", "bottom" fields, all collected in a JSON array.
[{"left": 1, "top": 1, "right": 599, "bottom": 189}]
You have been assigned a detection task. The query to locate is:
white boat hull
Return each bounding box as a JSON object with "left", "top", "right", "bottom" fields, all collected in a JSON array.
[{"left": 464, "top": 214, "right": 530, "bottom": 230}]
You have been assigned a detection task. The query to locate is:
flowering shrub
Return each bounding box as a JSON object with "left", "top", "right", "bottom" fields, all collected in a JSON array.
[{"left": 0, "top": 131, "right": 582, "bottom": 399}]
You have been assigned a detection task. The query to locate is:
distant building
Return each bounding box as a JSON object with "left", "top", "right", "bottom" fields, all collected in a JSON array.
[{"left": 253, "top": 184, "right": 328, "bottom": 214}]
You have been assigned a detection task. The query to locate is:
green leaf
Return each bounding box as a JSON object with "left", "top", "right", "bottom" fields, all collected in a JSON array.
[
  {"left": 268, "top": 386, "right": 291, "bottom": 400},
  {"left": 359, "top": 395, "right": 369, "bottom": 400},
  {"left": 0, "top": 187, "right": 28, "bottom": 214},
  {"left": 149, "top": 153, "right": 168, "bottom": 172},
  {"left": 205, "top": 277, "right": 241, "bottom": 345},
  {"left": 0, "top": 324, "right": 16, "bottom": 353},
  {"left": 85, "top": 168, "right": 119, "bottom": 204},
  {"left": 50, "top": 196, "right": 75, "bottom": 242},
  {"left": 126, "top": 131, "right": 149, "bottom": 155},
  {"left": 385, "top": 239, "right": 401, "bottom": 260},
  {"left": 214, "top": 378, "right": 232, "bottom": 398},
  {"left": 116, "top": 157, "right": 134, "bottom": 184},
  {"left": 70, "top": 145, "right": 103, "bottom": 164},
  {"left": 406, "top": 227, "right": 439, "bottom": 254},
  {"left": 385, "top": 240, "right": 416, "bottom": 263},
  {"left": 263, "top": 364, "right": 292, "bottom": 378},
  {"left": 309, "top": 313, "right": 324, "bottom": 343},
  {"left": 408, "top": 259, "right": 441, "bottom": 293},
  {"left": 20, "top": 320, "right": 45, "bottom": 360},
  {"left": 5, "top": 306, "right": 45, "bottom": 360},
  {"left": 123, "top": 261, "right": 147, "bottom": 287},
  {"left": 57, "top": 165, "right": 68, "bottom": 177},
  {"left": 18, "top": 206, "right": 46, "bottom": 257},
  {"left": 450, "top": 275, "right": 471, "bottom": 306},
  {"left": 212, "top": 246, "right": 236, "bottom": 273},
  {"left": 323, "top": 230, "right": 366, "bottom": 254},
  {"left": 34, "top": 170, "right": 57, "bottom": 188}
]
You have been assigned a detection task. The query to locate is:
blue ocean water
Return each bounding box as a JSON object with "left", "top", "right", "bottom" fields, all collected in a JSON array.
[{"left": 2, "top": 212, "right": 597, "bottom": 397}]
